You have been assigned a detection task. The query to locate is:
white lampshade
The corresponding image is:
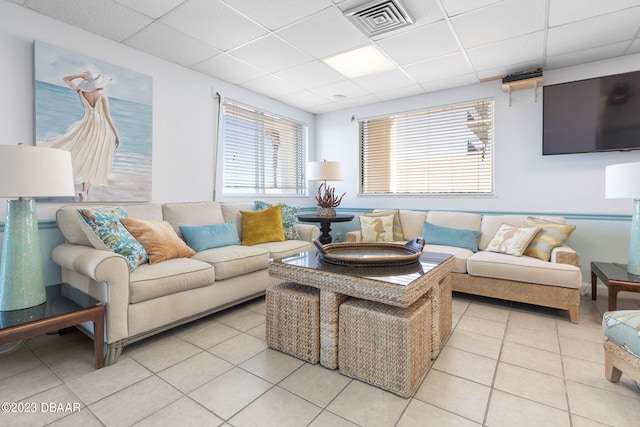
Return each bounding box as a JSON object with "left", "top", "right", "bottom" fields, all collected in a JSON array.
[
  {"left": 0, "top": 145, "right": 75, "bottom": 198},
  {"left": 307, "top": 161, "right": 343, "bottom": 182}
]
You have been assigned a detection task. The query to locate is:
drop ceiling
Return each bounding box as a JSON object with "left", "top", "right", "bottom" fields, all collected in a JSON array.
[{"left": 10, "top": 0, "right": 640, "bottom": 114}]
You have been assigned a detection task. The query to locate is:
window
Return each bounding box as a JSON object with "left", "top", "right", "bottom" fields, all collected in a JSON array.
[
  {"left": 221, "top": 100, "right": 307, "bottom": 195},
  {"left": 359, "top": 99, "right": 494, "bottom": 195}
]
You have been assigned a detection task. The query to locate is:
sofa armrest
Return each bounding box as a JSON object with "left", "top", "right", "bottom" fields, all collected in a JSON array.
[
  {"left": 551, "top": 245, "right": 580, "bottom": 267},
  {"left": 346, "top": 231, "right": 362, "bottom": 243},
  {"left": 297, "top": 223, "right": 320, "bottom": 242},
  {"left": 51, "top": 243, "right": 131, "bottom": 344}
]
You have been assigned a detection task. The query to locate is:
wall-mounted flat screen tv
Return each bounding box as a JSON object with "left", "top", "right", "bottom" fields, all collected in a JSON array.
[{"left": 543, "top": 70, "right": 640, "bottom": 155}]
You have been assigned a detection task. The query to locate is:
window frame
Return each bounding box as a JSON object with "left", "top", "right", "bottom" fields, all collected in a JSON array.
[{"left": 358, "top": 98, "right": 495, "bottom": 197}]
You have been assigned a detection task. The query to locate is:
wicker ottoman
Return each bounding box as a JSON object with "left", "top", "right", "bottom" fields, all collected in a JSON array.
[
  {"left": 426, "top": 275, "right": 452, "bottom": 358},
  {"left": 266, "top": 282, "right": 320, "bottom": 364},
  {"left": 338, "top": 297, "right": 432, "bottom": 397}
]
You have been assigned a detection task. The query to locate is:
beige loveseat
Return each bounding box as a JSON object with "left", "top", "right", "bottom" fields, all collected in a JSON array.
[
  {"left": 347, "top": 210, "right": 582, "bottom": 323},
  {"left": 52, "top": 201, "right": 319, "bottom": 365}
]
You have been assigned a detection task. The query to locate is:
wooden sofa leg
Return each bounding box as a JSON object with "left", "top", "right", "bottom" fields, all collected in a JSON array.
[
  {"left": 605, "top": 349, "right": 623, "bottom": 382},
  {"left": 568, "top": 305, "right": 580, "bottom": 324}
]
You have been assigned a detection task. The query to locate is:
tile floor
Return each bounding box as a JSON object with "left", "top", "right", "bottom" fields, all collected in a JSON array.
[{"left": 1, "top": 292, "right": 640, "bottom": 427}]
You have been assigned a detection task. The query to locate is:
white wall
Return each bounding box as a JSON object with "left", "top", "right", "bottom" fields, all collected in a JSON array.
[{"left": 314, "top": 53, "right": 640, "bottom": 286}]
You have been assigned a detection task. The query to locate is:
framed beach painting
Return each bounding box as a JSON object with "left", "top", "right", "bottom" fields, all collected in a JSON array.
[{"left": 34, "top": 41, "right": 152, "bottom": 202}]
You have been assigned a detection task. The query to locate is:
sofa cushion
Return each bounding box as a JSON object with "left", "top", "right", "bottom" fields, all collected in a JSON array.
[
  {"left": 162, "top": 202, "right": 225, "bottom": 237},
  {"left": 603, "top": 311, "right": 640, "bottom": 358},
  {"left": 479, "top": 215, "right": 566, "bottom": 251},
  {"left": 399, "top": 210, "right": 428, "bottom": 240},
  {"left": 179, "top": 222, "right": 241, "bottom": 251},
  {"left": 220, "top": 203, "right": 255, "bottom": 237},
  {"left": 129, "top": 258, "right": 215, "bottom": 304},
  {"left": 485, "top": 224, "right": 540, "bottom": 256},
  {"left": 423, "top": 221, "right": 481, "bottom": 252},
  {"left": 522, "top": 217, "right": 576, "bottom": 261},
  {"left": 370, "top": 209, "right": 404, "bottom": 240},
  {"left": 423, "top": 245, "right": 474, "bottom": 273},
  {"left": 241, "top": 205, "right": 286, "bottom": 245},
  {"left": 192, "top": 245, "right": 270, "bottom": 280},
  {"left": 359, "top": 214, "right": 395, "bottom": 242},
  {"left": 77, "top": 207, "right": 148, "bottom": 271},
  {"left": 121, "top": 218, "right": 196, "bottom": 264},
  {"left": 466, "top": 251, "right": 581, "bottom": 289},
  {"left": 255, "top": 200, "right": 301, "bottom": 240},
  {"left": 254, "top": 240, "right": 314, "bottom": 260},
  {"left": 426, "top": 211, "right": 483, "bottom": 232}
]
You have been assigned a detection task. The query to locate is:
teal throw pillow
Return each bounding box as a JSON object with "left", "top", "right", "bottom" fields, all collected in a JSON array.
[
  {"left": 77, "top": 207, "right": 148, "bottom": 271},
  {"left": 254, "top": 200, "right": 301, "bottom": 240},
  {"left": 179, "top": 222, "right": 241, "bottom": 251},
  {"left": 423, "top": 221, "right": 481, "bottom": 252}
]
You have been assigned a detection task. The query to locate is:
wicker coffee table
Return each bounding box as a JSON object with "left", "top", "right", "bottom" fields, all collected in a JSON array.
[{"left": 268, "top": 251, "right": 455, "bottom": 370}]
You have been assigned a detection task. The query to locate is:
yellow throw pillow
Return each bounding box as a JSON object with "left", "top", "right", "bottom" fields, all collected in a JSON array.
[
  {"left": 366, "top": 209, "right": 404, "bottom": 240},
  {"left": 486, "top": 224, "right": 540, "bottom": 256},
  {"left": 359, "top": 214, "right": 395, "bottom": 242},
  {"left": 240, "top": 205, "right": 286, "bottom": 246},
  {"left": 121, "top": 218, "right": 196, "bottom": 264},
  {"left": 522, "top": 217, "right": 576, "bottom": 261}
]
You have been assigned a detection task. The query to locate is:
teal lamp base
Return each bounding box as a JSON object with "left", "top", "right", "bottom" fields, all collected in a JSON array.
[
  {"left": 628, "top": 199, "right": 640, "bottom": 276},
  {"left": 0, "top": 199, "right": 46, "bottom": 311}
]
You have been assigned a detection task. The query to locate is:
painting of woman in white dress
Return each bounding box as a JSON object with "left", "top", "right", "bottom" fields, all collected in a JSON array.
[{"left": 35, "top": 41, "right": 152, "bottom": 202}]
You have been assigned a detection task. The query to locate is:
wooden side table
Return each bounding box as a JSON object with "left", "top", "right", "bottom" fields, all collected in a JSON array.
[
  {"left": 591, "top": 261, "right": 640, "bottom": 311},
  {"left": 0, "top": 283, "right": 105, "bottom": 369},
  {"left": 297, "top": 214, "right": 354, "bottom": 244}
]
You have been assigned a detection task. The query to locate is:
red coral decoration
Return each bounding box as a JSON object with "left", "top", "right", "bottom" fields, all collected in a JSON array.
[{"left": 315, "top": 182, "right": 345, "bottom": 208}]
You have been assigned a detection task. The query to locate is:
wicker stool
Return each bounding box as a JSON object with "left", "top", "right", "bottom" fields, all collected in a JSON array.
[
  {"left": 266, "top": 282, "right": 320, "bottom": 364},
  {"left": 426, "top": 275, "right": 452, "bottom": 358},
  {"left": 338, "top": 297, "right": 432, "bottom": 397}
]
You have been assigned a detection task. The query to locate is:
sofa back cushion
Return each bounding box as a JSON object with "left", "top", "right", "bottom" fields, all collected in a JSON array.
[
  {"left": 426, "top": 211, "right": 483, "bottom": 231},
  {"left": 398, "top": 210, "right": 428, "bottom": 240},
  {"left": 221, "top": 203, "right": 255, "bottom": 237},
  {"left": 162, "top": 202, "right": 225, "bottom": 237},
  {"left": 57, "top": 203, "right": 163, "bottom": 246},
  {"left": 479, "top": 215, "right": 566, "bottom": 251}
]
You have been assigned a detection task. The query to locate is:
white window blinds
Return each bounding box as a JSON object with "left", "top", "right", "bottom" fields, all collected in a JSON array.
[
  {"left": 359, "top": 99, "right": 494, "bottom": 195},
  {"left": 222, "top": 100, "right": 307, "bottom": 195}
]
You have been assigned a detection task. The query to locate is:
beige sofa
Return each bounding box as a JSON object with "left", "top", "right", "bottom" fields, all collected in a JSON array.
[
  {"left": 347, "top": 210, "right": 582, "bottom": 323},
  {"left": 52, "top": 201, "right": 319, "bottom": 365}
]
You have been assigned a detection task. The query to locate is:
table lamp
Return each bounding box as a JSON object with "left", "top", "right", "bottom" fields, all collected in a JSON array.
[
  {"left": 0, "top": 144, "right": 74, "bottom": 311},
  {"left": 308, "top": 160, "right": 345, "bottom": 217},
  {"left": 605, "top": 162, "right": 640, "bottom": 275}
]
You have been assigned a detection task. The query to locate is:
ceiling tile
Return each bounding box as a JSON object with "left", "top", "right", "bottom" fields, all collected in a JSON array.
[
  {"left": 450, "top": 0, "right": 545, "bottom": 49},
  {"left": 377, "top": 20, "right": 460, "bottom": 65},
  {"left": 229, "top": 35, "right": 311, "bottom": 74},
  {"left": 223, "top": 0, "right": 333, "bottom": 30},
  {"left": 125, "top": 22, "right": 220, "bottom": 67},
  {"left": 307, "top": 102, "right": 343, "bottom": 114},
  {"left": 160, "top": 0, "right": 267, "bottom": 50},
  {"left": 467, "top": 31, "right": 544, "bottom": 72},
  {"left": 375, "top": 84, "right": 425, "bottom": 100},
  {"left": 337, "top": 94, "right": 381, "bottom": 108},
  {"left": 277, "top": 7, "right": 370, "bottom": 58},
  {"left": 546, "top": 7, "right": 640, "bottom": 57},
  {"left": 275, "top": 61, "right": 346, "bottom": 89},
  {"left": 440, "top": 0, "right": 502, "bottom": 17},
  {"left": 404, "top": 53, "right": 472, "bottom": 83},
  {"left": 338, "top": 0, "right": 446, "bottom": 33},
  {"left": 278, "top": 90, "right": 332, "bottom": 109},
  {"left": 24, "top": 0, "right": 152, "bottom": 42},
  {"left": 192, "top": 54, "right": 267, "bottom": 84},
  {"left": 310, "top": 79, "right": 370, "bottom": 100},
  {"left": 549, "top": 0, "right": 640, "bottom": 27},
  {"left": 475, "top": 60, "right": 541, "bottom": 80},
  {"left": 352, "top": 68, "right": 416, "bottom": 92},
  {"left": 545, "top": 42, "right": 629, "bottom": 70},
  {"left": 240, "top": 75, "right": 301, "bottom": 98},
  {"left": 421, "top": 73, "right": 478, "bottom": 92},
  {"left": 115, "top": 0, "right": 186, "bottom": 19}
]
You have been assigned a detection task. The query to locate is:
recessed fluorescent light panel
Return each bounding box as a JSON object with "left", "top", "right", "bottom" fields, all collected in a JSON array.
[{"left": 323, "top": 45, "right": 396, "bottom": 78}]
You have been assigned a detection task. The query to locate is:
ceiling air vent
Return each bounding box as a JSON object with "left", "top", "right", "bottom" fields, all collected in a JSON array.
[{"left": 344, "top": 0, "right": 414, "bottom": 37}]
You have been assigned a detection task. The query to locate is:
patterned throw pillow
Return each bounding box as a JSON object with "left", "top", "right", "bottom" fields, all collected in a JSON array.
[
  {"left": 366, "top": 210, "right": 404, "bottom": 241},
  {"left": 359, "top": 214, "right": 394, "bottom": 242},
  {"left": 121, "top": 218, "right": 196, "bottom": 264},
  {"left": 486, "top": 224, "right": 540, "bottom": 256},
  {"left": 77, "top": 207, "right": 148, "bottom": 271},
  {"left": 522, "top": 217, "right": 576, "bottom": 261},
  {"left": 254, "top": 200, "right": 301, "bottom": 240}
]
